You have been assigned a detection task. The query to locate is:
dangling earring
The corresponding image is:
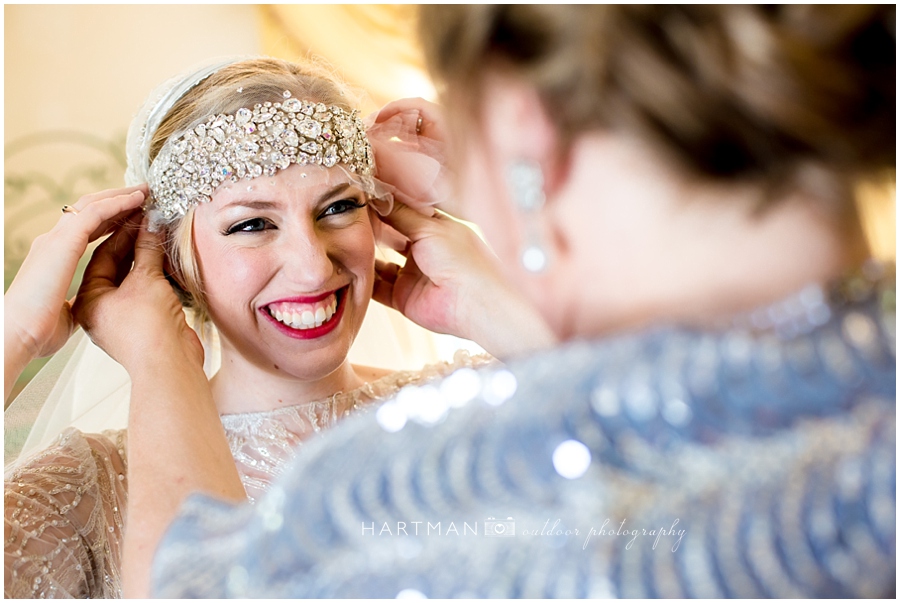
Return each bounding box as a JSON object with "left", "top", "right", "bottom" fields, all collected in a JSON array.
[{"left": 507, "top": 159, "right": 548, "bottom": 272}]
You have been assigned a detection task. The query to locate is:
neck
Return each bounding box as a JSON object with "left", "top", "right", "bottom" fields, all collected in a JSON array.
[
  {"left": 547, "top": 134, "right": 872, "bottom": 338},
  {"left": 632, "top": 191, "right": 865, "bottom": 328},
  {"left": 209, "top": 344, "right": 365, "bottom": 415}
]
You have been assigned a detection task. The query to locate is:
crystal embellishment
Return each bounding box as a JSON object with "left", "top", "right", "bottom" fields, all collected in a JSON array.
[
  {"left": 298, "top": 119, "right": 322, "bottom": 139},
  {"left": 148, "top": 91, "right": 374, "bottom": 222},
  {"left": 300, "top": 141, "right": 320, "bottom": 154},
  {"left": 235, "top": 108, "right": 252, "bottom": 125}
]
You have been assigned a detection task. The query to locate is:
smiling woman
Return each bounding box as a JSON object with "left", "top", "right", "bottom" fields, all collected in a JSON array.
[
  {"left": 3, "top": 57, "right": 499, "bottom": 598},
  {"left": 192, "top": 165, "right": 379, "bottom": 414}
]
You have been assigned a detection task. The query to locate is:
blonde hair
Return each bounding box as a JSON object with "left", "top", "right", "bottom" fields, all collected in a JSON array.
[
  {"left": 148, "top": 57, "right": 358, "bottom": 326},
  {"left": 419, "top": 5, "right": 895, "bottom": 211}
]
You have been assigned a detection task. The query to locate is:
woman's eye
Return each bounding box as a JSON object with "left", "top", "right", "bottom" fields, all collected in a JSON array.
[
  {"left": 321, "top": 198, "right": 366, "bottom": 218},
  {"left": 225, "top": 218, "right": 273, "bottom": 235}
]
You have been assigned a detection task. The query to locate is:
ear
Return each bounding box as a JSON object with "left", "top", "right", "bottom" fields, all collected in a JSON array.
[
  {"left": 478, "top": 72, "right": 569, "bottom": 197},
  {"left": 162, "top": 251, "right": 179, "bottom": 285},
  {"left": 158, "top": 225, "right": 191, "bottom": 292},
  {"left": 478, "top": 73, "right": 580, "bottom": 271}
]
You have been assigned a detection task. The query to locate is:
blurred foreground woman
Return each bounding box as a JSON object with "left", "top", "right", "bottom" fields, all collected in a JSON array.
[{"left": 95, "top": 5, "right": 895, "bottom": 597}]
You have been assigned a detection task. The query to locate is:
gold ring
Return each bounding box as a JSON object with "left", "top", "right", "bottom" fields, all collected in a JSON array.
[
  {"left": 61, "top": 205, "right": 80, "bottom": 215},
  {"left": 416, "top": 116, "right": 424, "bottom": 134}
]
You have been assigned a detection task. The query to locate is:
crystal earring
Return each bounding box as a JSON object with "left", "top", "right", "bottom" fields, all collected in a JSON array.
[{"left": 507, "top": 160, "right": 548, "bottom": 273}]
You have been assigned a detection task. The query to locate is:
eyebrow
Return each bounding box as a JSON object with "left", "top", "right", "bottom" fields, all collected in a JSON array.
[
  {"left": 317, "top": 183, "right": 353, "bottom": 204},
  {"left": 218, "top": 199, "right": 278, "bottom": 211},
  {"left": 217, "top": 182, "right": 355, "bottom": 212}
]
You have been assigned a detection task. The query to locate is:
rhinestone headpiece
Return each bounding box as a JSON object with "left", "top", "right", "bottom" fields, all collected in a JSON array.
[{"left": 147, "top": 90, "right": 375, "bottom": 222}]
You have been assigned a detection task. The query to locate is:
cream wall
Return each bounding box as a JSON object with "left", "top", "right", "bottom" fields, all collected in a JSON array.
[
  {"left": 4, "top": 5, "right": 264, "bottom": 395},
  {"left": 5, "top": 6, "right": 261, "bottom": 142},
  {"left": 5, "top": 4, "right": 262, "bottom": 276},
  {"left": 5, "top": 5, "right": 479, "bottom": 399},
  {"left": 259, "top": 4, "right": 434, "bottom": 112}
]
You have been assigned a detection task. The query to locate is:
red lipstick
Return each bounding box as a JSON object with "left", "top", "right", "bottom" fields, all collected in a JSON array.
[{"left": 260, "top": 287, "right": 347, "bottom": 340}]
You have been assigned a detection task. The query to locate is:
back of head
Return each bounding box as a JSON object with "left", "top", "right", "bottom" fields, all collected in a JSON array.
[{"left": 420, "top": 5, "right": 895, "bottom": 208}]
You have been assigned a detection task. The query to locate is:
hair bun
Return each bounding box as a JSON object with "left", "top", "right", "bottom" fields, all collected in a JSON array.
[{"left": 422, "top": 5, "right": 895, "bottom": 204}]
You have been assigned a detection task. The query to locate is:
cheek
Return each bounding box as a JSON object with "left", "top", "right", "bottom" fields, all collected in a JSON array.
[
  {"left": 193, "top": 231, "right": 269, "bottom": 309},
  {"left": 334, "top": 221, "right": 376, "bottom": 291},
  {"left": 213, "top": 253, "right": 267, "bottom": 285}
]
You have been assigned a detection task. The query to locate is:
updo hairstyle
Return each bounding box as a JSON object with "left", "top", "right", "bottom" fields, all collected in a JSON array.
[{"left": 419, "top": 5, "right": 895, "bottom": 211}]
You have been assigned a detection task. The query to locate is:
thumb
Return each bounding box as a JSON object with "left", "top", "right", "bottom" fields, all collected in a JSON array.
[{"left": 132, "top": 218, "right": 167, "bottom": 276}]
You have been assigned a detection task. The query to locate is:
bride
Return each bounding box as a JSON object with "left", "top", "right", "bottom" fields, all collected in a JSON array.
[{"left": 3, "top": 57, "right": 551, "bottom": 598}]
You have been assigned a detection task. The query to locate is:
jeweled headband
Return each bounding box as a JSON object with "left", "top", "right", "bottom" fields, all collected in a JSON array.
[{"left": 146, "top": 89, "right": 375, "bottom": 222}]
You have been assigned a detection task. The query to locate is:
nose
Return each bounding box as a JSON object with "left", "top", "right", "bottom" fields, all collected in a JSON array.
[{"left": 278, "top": 230, "right": 335, "bottom": 291}]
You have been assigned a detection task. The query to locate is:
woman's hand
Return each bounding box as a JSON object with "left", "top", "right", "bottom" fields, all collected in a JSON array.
[
  {"left": 373, "top": 203, "right": 556, "bottom": 359},
  {"left": 73, "top": 219, "right": 244, "bottom": 598},
  {"left": 372, "top": 97, "right": 448, "bottom": 143},
  {"left": 72, "top": 216, "right": 203, "bottom": 374},
  {"left": 368, "top": 98, "right": 462, "bottom": 217},
  {"left": 4, "top": 184, "right": 148, "bottom": 400},
  {"left": 371, "top": 100, "right": 556, "bottom": 357}
]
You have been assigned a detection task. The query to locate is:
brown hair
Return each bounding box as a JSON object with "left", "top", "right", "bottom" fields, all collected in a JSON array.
[
  {"left": 148, "top": 57, "right": 357, "bottom": 325},
  {"left": 419, "top": 5, "right": 895, "bottom": 206}
]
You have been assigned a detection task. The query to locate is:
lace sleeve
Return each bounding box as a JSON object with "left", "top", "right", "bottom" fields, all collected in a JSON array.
[{"left": 4, "top": 427, "right": 128, "bottom": 598}]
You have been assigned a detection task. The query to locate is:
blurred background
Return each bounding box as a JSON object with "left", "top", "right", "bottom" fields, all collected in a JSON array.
[
  {"left": 5, "top": 5, "right": 895, "bottom": 401},
  {"left": 4, "top": 5, "right": 473, "bottom": 402}
]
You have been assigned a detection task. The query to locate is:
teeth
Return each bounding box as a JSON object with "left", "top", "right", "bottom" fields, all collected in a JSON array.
[{"left": 267, "top": 292, "right": 340, "bottom": 331}]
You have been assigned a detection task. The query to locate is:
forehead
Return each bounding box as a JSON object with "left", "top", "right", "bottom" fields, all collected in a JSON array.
[{"left": 210, "top": 164, "right": 358, "bottom": 205}]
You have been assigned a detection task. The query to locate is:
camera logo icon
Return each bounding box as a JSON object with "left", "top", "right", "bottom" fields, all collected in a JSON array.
[{"left": 485, "top": 517, "right": 515, "bottom": 537}]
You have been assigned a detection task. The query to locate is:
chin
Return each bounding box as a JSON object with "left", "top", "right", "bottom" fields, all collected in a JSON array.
[
  {"left": 273, "top": 340, "right": 354, "bottom": 381},
  {"left": 544, "top": 312, "right": 575, "bottom": 342},
  {"left": 213, "top": 294, "right": 369, "bottom": 383},
  {"left": 267, "top": 303, "right": 368, "bottom": 382}
]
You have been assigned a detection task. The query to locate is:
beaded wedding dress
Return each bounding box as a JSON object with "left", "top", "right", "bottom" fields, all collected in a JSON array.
[{"left": 4, "top": 352, "right": 491, "bottom": 598}]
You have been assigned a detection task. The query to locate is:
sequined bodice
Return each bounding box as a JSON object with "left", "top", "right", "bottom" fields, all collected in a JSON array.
[
  {"left": 4, "top": 353, "right": 490, "bottom": 598},
  {"left": 153, "top": 272, "right": 895, "bottom": 598}
]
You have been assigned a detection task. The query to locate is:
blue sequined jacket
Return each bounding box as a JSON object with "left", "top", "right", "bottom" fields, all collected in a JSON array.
[{"left": 153, "top": 274, "right": 895, "bottom": 598}]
